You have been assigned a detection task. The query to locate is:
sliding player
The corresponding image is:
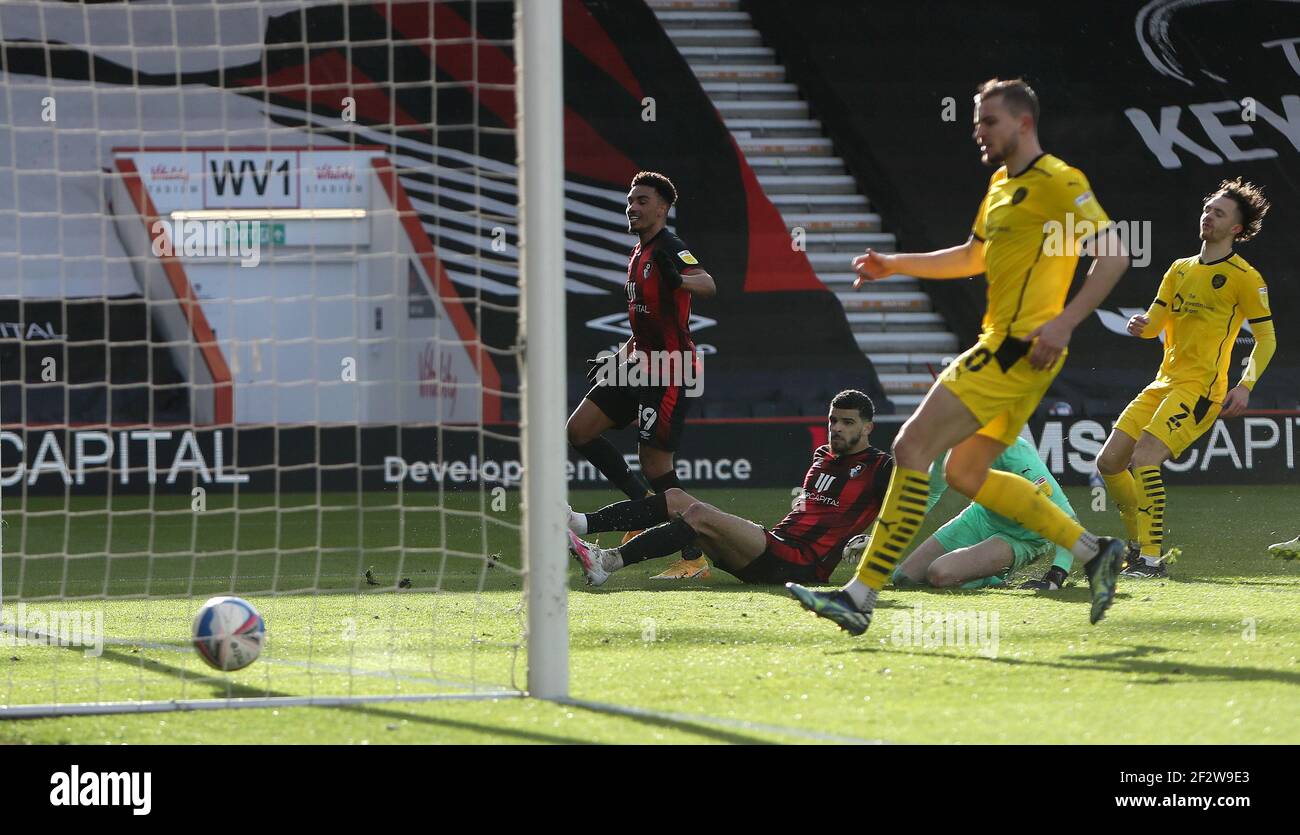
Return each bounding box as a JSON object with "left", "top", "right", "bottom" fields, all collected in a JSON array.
[
  {"left": 567, "top": 391, "right": 891, "bottom": 586},
  {"left": 566, "top": 172, "right": 716, "bottom": 577},
  {"left": 788, "top": 78, "right": 1130, "bottom": 635},
  {"left": 893, "top": 437, "right": 1075, "bottom": 591},
  {"left": 1094, "top": 178, "right": 1274, "bottom": 578}
]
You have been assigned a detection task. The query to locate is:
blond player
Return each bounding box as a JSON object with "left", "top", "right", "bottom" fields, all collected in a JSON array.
[
  {"left": 787, "top": 77, "right": 1132, "bottom": 634},
  {"left": 1096, "top": 179, "right": 1275, "bottom": 577}
]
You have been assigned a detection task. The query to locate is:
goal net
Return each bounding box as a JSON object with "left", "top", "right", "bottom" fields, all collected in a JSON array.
[{"left": 0, "top": 0, "right": 568, "bottom": 717}]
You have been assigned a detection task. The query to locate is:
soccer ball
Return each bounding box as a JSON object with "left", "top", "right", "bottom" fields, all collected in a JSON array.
[{"left": 192, "top": 596, "right": 265, "bottom": 671}]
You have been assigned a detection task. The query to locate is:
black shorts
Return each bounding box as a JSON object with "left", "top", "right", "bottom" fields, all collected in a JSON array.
[
  {"left": 728, "top": 530, "right": 821, "bottom": 585},
  {"left": 584, "top": 381, "right": 691, "bottom": 452}
]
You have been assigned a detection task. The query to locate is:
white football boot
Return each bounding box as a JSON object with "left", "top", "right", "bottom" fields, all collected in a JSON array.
[{"left": 567, "top": 530, "right": 612, "bottom": 587}]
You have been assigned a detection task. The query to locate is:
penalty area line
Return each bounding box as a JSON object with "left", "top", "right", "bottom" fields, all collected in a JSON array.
[{"left": 556, "top": 697, "right": 887, "bottom": 745}]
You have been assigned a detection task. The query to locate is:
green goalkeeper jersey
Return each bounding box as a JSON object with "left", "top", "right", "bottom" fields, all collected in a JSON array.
[{"left": 928, "top": 436, "right": 1076, "bottom": 573}]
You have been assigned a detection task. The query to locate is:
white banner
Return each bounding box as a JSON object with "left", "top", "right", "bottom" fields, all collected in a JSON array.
[{"left": 122, "top": 149, "right": 376, "bottom": 213}]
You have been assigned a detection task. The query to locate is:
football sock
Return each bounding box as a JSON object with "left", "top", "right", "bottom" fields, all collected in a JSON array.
[
  {"left": 679, "top": 543, "right": 705, "bottom": 562},
  {"left": 890, "top": 569, "right": 928, "bottom": 588},
  {"left": 646, "top": 472, "right": 704, "bottom": 562},
  {"left": 1101, "top": 469, "right": 1140, "bottom": 541},
  {"left": 1133, "top": 465, "right": 1166, "bottom": 558},
  {"left": 584, "top": 492, "right": 669, "bottom": 534},
  {"left": 1072, "top": 531, "right": 1102, "bottom": 562},
  {"left": 648, "top": 471, "right": 681, "bottom": 493},
  {"left": 617, "top": 518, "right": 698, "bottom": 566},
  {"left": 853, "top": 467, "right": 930, "bottom": 591},
  {"left": 972, "top": 469, "right": 1096, "bottom": 559},
  {"left": 574, "top": 437, "right": 649, "bottom": 500},
  {"left": 844, "top": 576, "right": 880, "bottom": 610},
  {"left": 959, "top": 575, "right": 1006, "bottom": 590}
]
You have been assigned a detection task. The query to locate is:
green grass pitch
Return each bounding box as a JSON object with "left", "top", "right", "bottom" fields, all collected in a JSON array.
[{"left": 1, "top": 484, "right": 1297, "bottom": 744}]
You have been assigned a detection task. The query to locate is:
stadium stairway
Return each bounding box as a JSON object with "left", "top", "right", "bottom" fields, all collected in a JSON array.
[{"left": 649, "top": 0, "right": 961, "bottom": 417}]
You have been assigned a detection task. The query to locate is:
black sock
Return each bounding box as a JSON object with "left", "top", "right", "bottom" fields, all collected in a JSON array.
[
  {"left": 585, "top": 493, "right": 669, "bottom": 534},
  {"left": 648, "top": 471, "right": 680, "bottom": 493},
  {"left": 618, "top": 518, "right": 699, "bottom": 566},
  {"left": 646, "top": 471, "right": 702, "bottom": 560},
  {"left": 575, "top": 437, "right": 648, "bottom": 500}
]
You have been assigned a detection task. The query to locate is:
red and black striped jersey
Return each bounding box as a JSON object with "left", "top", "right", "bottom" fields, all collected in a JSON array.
[
  {"left": 627, "top": 227, "right": 699, "bottom": 355},
  {"left": 771, "top": 445, "right": 893, "bottom": 581}
]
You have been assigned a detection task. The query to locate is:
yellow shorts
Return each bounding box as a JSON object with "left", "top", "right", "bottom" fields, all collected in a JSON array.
[
  {"left": 938, "top": 335, "right": 1065, "bottom": 446},
  {"left": 1114, "top": 382, "right": 1220, "bottom": 457}
]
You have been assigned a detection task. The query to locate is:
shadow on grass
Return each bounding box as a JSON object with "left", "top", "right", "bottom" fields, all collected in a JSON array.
[
  {"left": 580, "top": 582, "right": 1116, "bottom": 619},
  {"left": 1176, "top": 577, "right": 1300, "bottom": 590},
  {"left": 985, "top": 587, "right": 1118, "bottom": 606},
  {"left": 858, "top": 642, "right": 1300, "bottom": 687},
  {"left": 561, "top": 699, "right": 779, "bottom": 745}
]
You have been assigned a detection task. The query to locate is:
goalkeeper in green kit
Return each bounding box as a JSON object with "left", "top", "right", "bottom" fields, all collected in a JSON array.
[{"left": 872, "top": 436, "right": 1075, "bottom": 591}]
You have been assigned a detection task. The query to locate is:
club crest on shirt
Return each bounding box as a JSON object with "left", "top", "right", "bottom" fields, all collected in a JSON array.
[
  {"left": 1212, "top": 273, "right": 1226, "bottom": 289},
  {"left": 1011, "top": 187, "right": 1028, "bottom": 205},
  {"left": 642, "top": 262, "right": 652, "bottom": 279},
  {"left": 849, "top": 464, "right": 863, "bottom": 478},
  {"left": 677, "top": 249, "right": 698, "bottom": 265}
]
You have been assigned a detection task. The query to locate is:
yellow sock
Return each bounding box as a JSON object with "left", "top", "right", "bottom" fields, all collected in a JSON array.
[
  {"left": 854, "top": 467, "right": 929, "bottom": 590},
  {"left": 1133, "top": 465, "right": 1166, "bottom": 558},
  {"left": 973, "top": 469, "right": 1086, "bottom": 550},
  {"left": 1101, "top": 469, "right": 1140, "bottom": 541}
]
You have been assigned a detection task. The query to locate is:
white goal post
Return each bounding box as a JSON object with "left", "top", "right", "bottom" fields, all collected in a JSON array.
[{"left": 518, "top": 0, "right": 570, "bottom": 700}]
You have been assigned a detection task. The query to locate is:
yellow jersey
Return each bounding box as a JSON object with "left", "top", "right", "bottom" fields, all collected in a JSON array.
[
  {"left": 972, "top": 153, "right": 1111, "bottom": 341},
  {"left": 1141, "top": 252, "right": 1276, "bottom": 401}
]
